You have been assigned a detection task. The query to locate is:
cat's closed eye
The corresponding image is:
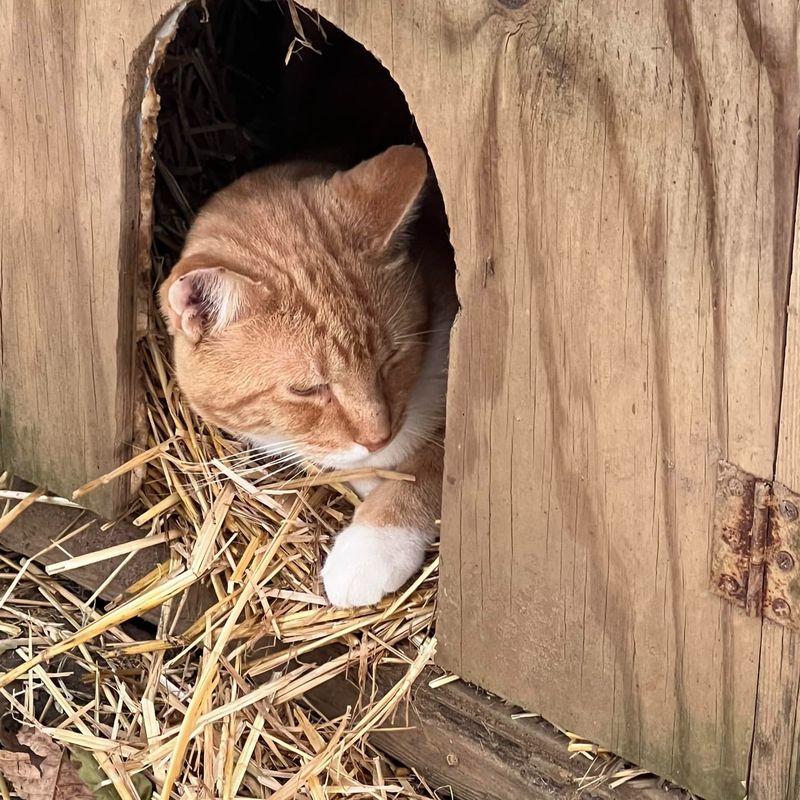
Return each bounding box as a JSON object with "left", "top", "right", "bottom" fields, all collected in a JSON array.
[
  {"left": 380, "top": 348, "right": 403, "bottom": 375},
  {"left": 289, "top": 383, "right": 329, "bottom": 397}
]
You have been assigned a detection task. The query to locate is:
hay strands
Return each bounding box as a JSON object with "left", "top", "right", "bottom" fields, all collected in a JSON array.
[{"left": 0, "top": 325, "right": 441, "bottom": 798}]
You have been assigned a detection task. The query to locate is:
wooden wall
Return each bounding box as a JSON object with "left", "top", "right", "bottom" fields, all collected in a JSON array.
[
  {"left": 307, "top": 2, "right": 800, "bottom": 799},
  {"left": 0, "top": 1, "right": 180, "bottom": 515},
  {"left": 4, "top": 1, "right": 800, "bottom": 797},
  {"left": 750, "top": 158, "right": 800, "bottom": 797}
]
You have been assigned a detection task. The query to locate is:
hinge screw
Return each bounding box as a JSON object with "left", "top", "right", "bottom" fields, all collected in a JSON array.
[
  {"left": 780, "top": 500, "right": 799, "bottom": 521},
  {"left": 777, "top": 551, "right": 795, "bottom": 571},
  {"left": 772, "top": 598, "right": 792, "bottom": 618},
  {"left": 727, "top": 478, "right": 745, "bottom": 496},
  {"left": 720, "top": 575, "right": 740, "bottom": 595}
]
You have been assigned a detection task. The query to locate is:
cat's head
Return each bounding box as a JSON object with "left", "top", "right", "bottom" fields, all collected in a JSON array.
[{"left": 159, "top": 146, "right": 432, "bottom": 468}]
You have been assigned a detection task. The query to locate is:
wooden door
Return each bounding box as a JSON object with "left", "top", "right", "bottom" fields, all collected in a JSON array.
[
  {"left": 749, "top": 172, "right": 800, "bottom": 798},
  {"left": 306, "top": 2, "right": 800, "bottom": 798}
]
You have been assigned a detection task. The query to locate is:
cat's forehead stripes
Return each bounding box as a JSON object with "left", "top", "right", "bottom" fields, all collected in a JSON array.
[
  {"left": 160, "top": 147, "right": 437, "bottom": 460},
  {"left": 311, "top": 309, "right": 383, "bottom": 368},
  {"left": 261, "top": 249, "right": 398, "bottom": 367}
]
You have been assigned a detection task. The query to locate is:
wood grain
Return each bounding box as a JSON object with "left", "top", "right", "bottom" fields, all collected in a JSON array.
[
  {"left": 303, "top": 2, "right": 799, "bottom": 798},
  {"left": 0, "top": 503, "right": 165, "bottom": 621},
  {"left": 306, "top": 647, "right": 687, "bottom": 800},
  {"left": 750, "top": 33, "right": 800, "bottom": 795},
  {"left": 4, "top": 1, "right": 799, "bottom": 796},
  {"left": 0, "top": 483, "right": 210, "bottom": 631},
  {"left": 0, "top": 1, "right": 176, "bottom": 516}
]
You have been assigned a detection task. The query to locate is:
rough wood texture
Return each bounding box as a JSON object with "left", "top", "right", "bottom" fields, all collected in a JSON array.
[
  {"left": 303, "top": 2, "right": 800, "bottom": 799},
  {"left": 0, "top": 502, "right": 165, "bottom": 624},
  {"left": 0, "top": 2, "right": 176, "bottom": 516},
  {"left": 749, "top": 168, "right": 800, "bottom": 796},
  {"left": 306, "top": 650, "right": 687, "bottom": 800},
  {"left": 4, "top": 1, "right": 799, "bottom": 797}
]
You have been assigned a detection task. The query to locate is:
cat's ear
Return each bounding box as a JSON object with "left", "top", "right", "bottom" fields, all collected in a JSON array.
[
  {"left": 159, "top": 255, "right": 254, "bottom": 343},
  {"left": 330, "top": 145, "right": 428, "bottom": 250}
]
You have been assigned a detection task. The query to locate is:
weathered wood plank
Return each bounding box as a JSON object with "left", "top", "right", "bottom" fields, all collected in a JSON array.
[
  {"left": 4, "top": 1, "right": 797, "bottom": 795},
  {"left": 0, "top": 1, "right": 178, "bottom": 516},
  {"left": 749, "top": 128, "right": 800, "bottom": 800},
  {"left": 0, "top": 495, "right": 209, "bottom": 630},
  {"left": 306, "top": 650, "right": 686, "bottom": 800},
  {"left": 304, "top": 2, "right": 799, "bottom": 798},
  {"left": 0, "top": 501, "right": 166, "bottom": 624}
]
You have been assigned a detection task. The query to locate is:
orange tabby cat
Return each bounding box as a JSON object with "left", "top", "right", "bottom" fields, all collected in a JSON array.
[{"left": 159, "top": 146, "right": 456, "bottom": 607}]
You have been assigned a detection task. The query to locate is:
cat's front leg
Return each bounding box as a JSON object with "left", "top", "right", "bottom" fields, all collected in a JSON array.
[{"left": 321, "top": 441, "right": 441, "bottom": 608}]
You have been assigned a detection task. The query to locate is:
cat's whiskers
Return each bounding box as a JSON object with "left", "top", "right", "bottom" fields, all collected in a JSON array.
[
  {"left": 216, "top": 452, "right": 289, "bottom": 473},
  {"left": 270, "top": 461, "right": 316, "bottom": 491},
  {"left": 215, "top": 441, "right": 296, "bottom": 465},
  {"left": 240, "top": 458, "right": 305, "bottom": 480},
  {"left": 393, "top": 326, "right": 450, "bottom": 344},
  {"left": 239, "top": 449, "right": 304, "bottom": 472},
  {"left": 212, "top": 448, "right": 299, "bottom": 474},
  {"left": 402, "top": 427, "right": 445, "bottom": 449},
  {"left": 402, "top": 409, "right": 446, "bottom": 426},
  {"left": 291, "top": 462, "right": 325, "bottom": 489},
  {"left": 183, "top": 448, "right": 308, "bottom": 494},
  {"left": 248, "top": 456, "right": 307, "bottom": 481},
  {"left": 188, "top": 467, "right": 301, "bottom": 495}
]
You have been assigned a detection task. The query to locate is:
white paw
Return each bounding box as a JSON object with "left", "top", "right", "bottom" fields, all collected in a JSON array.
[{"left": 321, "top": 523, "right": 427, "bottom": 608}]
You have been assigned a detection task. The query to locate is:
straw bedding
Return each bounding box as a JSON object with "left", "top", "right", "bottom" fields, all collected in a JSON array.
[
  {"left": 0, "top": 536, "right": 696, "bottom": 799},
  {"left": 0, "top": 412, "right": 440, "bottom": 799}
]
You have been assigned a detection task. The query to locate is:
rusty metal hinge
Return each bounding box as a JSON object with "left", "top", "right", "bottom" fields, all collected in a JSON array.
[{"left": 712, "top": 461, "right": 800, "bottom": 628}]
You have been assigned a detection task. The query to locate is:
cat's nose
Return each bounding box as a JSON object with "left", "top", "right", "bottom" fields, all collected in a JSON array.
[{"left": 354, "top": 434, "right": 391, "bottom": 453}]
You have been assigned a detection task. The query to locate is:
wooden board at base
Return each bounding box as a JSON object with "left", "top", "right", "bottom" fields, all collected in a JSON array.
[
  {"left": 0, "top": 492, "right": 211, "bottom": 631},
  {"left": 306, "top": 648, "right": 691, "bottom": 800},
  {"left": 303, "top": 2, "right": 800, "bottom": 799}
]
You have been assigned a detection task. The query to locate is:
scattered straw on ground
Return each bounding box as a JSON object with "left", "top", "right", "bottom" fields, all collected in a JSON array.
[{"left": 0, "top": 337, "right": 442, "bottom": 798}]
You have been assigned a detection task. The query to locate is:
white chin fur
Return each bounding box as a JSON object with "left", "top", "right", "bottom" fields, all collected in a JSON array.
[{"left": 321, "top": 523, "right": 427, "bottom": 608}]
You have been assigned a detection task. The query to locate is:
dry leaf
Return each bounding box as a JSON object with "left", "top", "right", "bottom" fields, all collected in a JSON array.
[
  {"left": 0, "top": 726, "right": 93, "bottom": 800},
  {"left": 67, "top": 746, "right": 152, "bottom": 800}
]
